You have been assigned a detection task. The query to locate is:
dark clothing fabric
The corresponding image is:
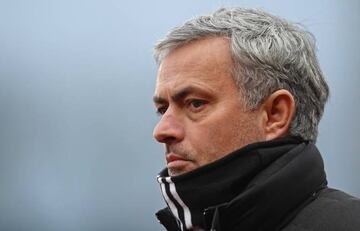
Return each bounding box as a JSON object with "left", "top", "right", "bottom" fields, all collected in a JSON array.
[
  {"left": 155, "top": 138, "right": 360, "bottom": 231},
  {"left": 282, "top": 188, "right": 360, "bottom": 231}
]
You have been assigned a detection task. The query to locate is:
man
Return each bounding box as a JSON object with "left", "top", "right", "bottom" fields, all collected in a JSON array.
[{"left": 152, "top": 7, "right": 360, "bottom": 231}]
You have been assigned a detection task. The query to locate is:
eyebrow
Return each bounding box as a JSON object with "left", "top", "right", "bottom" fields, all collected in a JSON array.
[{"left": 153, "top": 86, "right": 207, "bottom": 105}]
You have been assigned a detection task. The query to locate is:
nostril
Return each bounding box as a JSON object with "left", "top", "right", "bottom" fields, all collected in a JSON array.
[
  {"left": 154, "top": 130, "right": 177, "bottom": 144},
  {"left": 153, "top": 126, "right": 183, "bottom": 144},
  {"left": 162, "top": 136, "right": 177, "bottom": 144},
  {"left": 153, "top": 114, "right": 184, "bottom": 143}
]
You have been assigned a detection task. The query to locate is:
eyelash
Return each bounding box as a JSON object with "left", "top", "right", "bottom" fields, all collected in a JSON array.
[
  {"left": 187, "top": 99, "right": 207, "bottom": 110},
  {"left": 156, "top": 99, "right": 207, "bottom": 116},
  {"left": 156, "top": 106, "right": 168, "bottom": 116}
]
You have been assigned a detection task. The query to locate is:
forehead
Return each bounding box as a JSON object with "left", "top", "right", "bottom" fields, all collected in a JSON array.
[{"left": 155, "top": 37, "right": 234, "bottom": 95}]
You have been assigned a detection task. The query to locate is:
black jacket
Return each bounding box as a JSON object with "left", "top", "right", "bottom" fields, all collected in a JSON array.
[{"left": 155, "top": 138, "right": 360, "bottom": 231}]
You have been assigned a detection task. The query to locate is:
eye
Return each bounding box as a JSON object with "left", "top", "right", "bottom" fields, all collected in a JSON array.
[
  {"left": 156, "top": 106, "right": 167, "bottom": 116},
  {"left": 188, "top": 99, "right": 207, "bottom": 111}
]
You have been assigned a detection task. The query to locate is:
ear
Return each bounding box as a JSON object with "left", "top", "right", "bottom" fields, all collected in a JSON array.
[{"left": 260, "top": 90, "right": 295, "bottom": 141}]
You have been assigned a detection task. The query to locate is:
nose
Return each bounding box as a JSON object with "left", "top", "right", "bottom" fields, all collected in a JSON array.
[{"left": 153, "top": 111, "right": 185, "bottom": 144}]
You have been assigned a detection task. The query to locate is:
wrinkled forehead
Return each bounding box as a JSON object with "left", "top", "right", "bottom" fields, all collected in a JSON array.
[{"left": 155, "top": 37, "right": 234, "bottom": 91}]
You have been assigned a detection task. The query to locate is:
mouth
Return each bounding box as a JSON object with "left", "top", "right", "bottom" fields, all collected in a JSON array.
[
  {"left": 166, "top": 153, "right": 187, "bottom": 163},
  {"left": 166, "top": 153, "right": 191, "bottom": 169}
]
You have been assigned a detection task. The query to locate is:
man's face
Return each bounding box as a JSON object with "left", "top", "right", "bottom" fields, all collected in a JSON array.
[{"left": 153, "top": 37, "right": 265, "bottom": 176}]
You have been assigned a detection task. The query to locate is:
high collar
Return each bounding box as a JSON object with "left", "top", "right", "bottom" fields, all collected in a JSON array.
[{"left": 155, "top": 137, "right": 327, "bottom": 231}]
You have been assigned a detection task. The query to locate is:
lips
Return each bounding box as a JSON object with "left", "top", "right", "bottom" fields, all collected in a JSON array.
[{"left": 166, "top": 153, "right": 187, "bottom": 163}]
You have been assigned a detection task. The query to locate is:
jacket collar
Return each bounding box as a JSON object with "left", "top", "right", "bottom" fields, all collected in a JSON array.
[{"left": 156, "top": 137, "right": 327, "bottom": 231}]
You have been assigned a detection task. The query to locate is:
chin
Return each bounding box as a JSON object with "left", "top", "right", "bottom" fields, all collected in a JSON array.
[{"left": 168, "top": 167, "right": 194, "bottom": 176}]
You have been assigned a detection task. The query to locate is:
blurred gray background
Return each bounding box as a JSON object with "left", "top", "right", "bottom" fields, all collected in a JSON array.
[{"left": 0, "top": 0, "right": 359, "bottom": 230}]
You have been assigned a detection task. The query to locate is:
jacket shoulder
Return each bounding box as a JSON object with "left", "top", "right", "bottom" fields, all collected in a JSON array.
[{"left": 282, "top": 188, "right": 360, "bottom": 231}]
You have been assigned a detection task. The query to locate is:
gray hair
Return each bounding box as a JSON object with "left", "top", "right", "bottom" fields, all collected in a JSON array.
[{"left": 153, "top": 7, "right": 329, "bottom": 142}]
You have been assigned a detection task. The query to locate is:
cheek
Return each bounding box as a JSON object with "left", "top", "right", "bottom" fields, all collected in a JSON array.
[
  {"left": 184, "top": 124, "right": 220, "bottom": 164},
  {"left": 229, "top": 113, "right": 265, "bottom": 148},
  {"left": 206, "top": 113, "right": 263, "bottom": 157},
  {"left": 184, "top": 111, "right": 264, "bottom": 166},
  {"left": 193, "top": 121, "right": 237, "bottom": 161}
]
